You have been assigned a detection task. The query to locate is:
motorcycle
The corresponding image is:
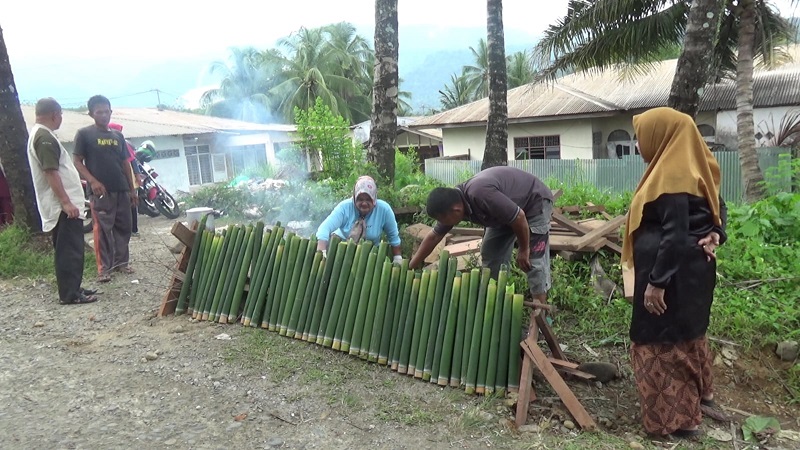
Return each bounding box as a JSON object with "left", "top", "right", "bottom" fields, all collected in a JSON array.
[
  {"left": 81, "top": 180, "right": 93, "bottom": 233},
  {"left": 133, "top": 153, "right": 181, "bottom": 219}
]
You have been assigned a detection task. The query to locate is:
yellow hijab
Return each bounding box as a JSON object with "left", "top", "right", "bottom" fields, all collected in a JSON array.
[{"left": 621, "top": 107, "right": 722, "bottom": 268}]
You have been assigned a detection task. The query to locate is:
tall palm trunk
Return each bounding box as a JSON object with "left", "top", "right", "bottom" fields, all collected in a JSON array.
[
  {"left": 736, "top": 0, "right": 766, "bottom": 202},
  {"left": 667, "top": 0, "right": 722, "bottom": 118},
  {"left": 367, "top": 0, "right": 399, "bottom": 183},
  {"left": 481, "top": 0, "right": 509, "bottom": 170},
  {"left": 0, "top": 26, "right": 41, "bottom": 231}
]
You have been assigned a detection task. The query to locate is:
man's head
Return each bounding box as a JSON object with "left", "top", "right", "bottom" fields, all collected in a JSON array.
[
  {"left": 34, "top": 97, "right": 63, "bottom": 130},
  {"left": 87, "top": 95, "right": 112, "bottom": 128},
  {"left": 426, "top": 187, "right": 465, "bottom": 226}
]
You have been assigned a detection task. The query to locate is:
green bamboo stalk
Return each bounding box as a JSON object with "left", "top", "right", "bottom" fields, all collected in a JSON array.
[
  {"left": 288, "top": 240, "right": 317, "bottom": 337},
  {"left": 275, "top": 235, "right": 302, "bottom": 331},
  {"left": 378, "top": 264, "right": 401, "bottom": 365},
  {"left": 280, "top": 237, "right": 309, "bottom": 335},
  {"left": 296, "top": 253, "right": 323, "bottom": 339},
  {"left": 323, "top": 241, "right": 355, "bottom": 347},
  {"left": 242, "top": 228, "right": 273, "bottom": 326},
  {"left": 407, "top": 270, "right": 430, "bottom": 376},
  {"left": 449, "top": 271, "right": 471, "bottom": 387},
  {"left": 188, "top": 229, "right": 214, "bottom": 316},
  {"left": 431, "top": 255, "right": 457, "bottom": 382},
  {"left": 357, "top": 242, "right": 389, "bottom": 359},
  {"left": 252, "top": 226, "right": 285, "bottom": 327},
  {"left": 508, "top": 293, "right": 524, "bottom": 392},
  {"left": 238, "top": 222, "right": 265, "bottom": 323},
  {"left": 477, "top": 279, "right": 498, "bottom": 395},
  {"left": 348, "top": 251, "right": 377, "bottom": 356},
  {"left": 465, "top": 268, "right": 491, "bottom": 394},
  {"left": 267, "top": 233, "right": 296, "bottom": 331},
  {"left": 206, "top": 226, "right": 242, "bottom": 322},
  {"left": 339, "top": 241, "right": 373, "bottom": 352},
  {"left": 414, "top": 269, "right": 438, "bottom": 378},
  {"left": 261, "top": 240, "right": 287, "bottom": 329},
  {"left": 495, "top": 284, "right": 514, "bottom": 395},
  {"left": 397, "top": 273, "right": 421, "bottom": 374},
  {"left": 484, "top": 270, "right": 508, "bottom": 395},
  {"left": 302, "top": 255, "right": 327, "bottom": 340},
  {"left": 223, "top": 224, "right": 257, "bottom": 323},
  {"left": 331, "top": 242, "right": 361, "bottom": 350},
  {"left": 307, "top": 235, "right": 340, "bottom": 342},
  {"left": 215, "top": 225, "right": 247, "bottom": 322},
  {"left": 437, "top": 270, "right": 461, "bottom": 385},
  {"left": 388, "top": 260, "right": 414, "bottom": 370},
  {"left": 316, "top": 240, "right": 348, "bottom": 346},
  {"left": 175, "top": 214, "right": 208, "bottom": 315},
  {"left": 368, "top": 260, "right": 393, "bottom": 362},
  {"left": 196, "top": 230, "right": 227, "bottom": 320}
]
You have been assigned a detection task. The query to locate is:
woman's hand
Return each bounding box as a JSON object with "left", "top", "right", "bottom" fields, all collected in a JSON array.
[
  {"left": 644, "top": 283, "right": 666, "bottom": 315},
  {"left": 698, "top": 231, "right": 720, "bottom": 261}
]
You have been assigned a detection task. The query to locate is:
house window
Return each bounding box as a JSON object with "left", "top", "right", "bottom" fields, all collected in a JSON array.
[
  {"left": 228, "top": 144, "right": 267, "bottom": 175},
  {"left": 697, "top": 124, "right": 715, "bottom": 144},
  {"left": 153, "top": 149, "right": 180, "bottom": 160},
  {"left": 185, "top": 145, "right": 214, "bottom": 186},
  {"left": 608, "top": 129, "right": 638, "bottom": 158},
  {"left": 514, "top": 136, "right": 561, "bottom": 160}
]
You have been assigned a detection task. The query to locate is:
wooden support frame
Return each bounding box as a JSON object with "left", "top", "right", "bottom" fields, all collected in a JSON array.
[{"left": 158, "top": 221, "right": 197, "bottom": 317}]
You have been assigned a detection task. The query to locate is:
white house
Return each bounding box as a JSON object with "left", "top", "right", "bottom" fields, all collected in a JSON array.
[
  {"left": 21, "top": 106, "right": 297, "bottom": 194},
  {"left": 351, "top": 117, "right": 443, "bottom": 162},
  {"left": 411, "top": 48, "right": 800, "bottom": 161}
]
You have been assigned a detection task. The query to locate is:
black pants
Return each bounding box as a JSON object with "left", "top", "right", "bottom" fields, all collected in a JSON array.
[
  {"left": 52, "top": 212, "right": 85, "bottom": 302},
  {"left": 131, "top": 204, "right": 138, "bottom": 233}
]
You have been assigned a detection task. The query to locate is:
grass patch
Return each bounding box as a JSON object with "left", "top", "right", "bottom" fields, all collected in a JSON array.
[{"left": 0, "top": 224, "right": 96, "bottom": 280}]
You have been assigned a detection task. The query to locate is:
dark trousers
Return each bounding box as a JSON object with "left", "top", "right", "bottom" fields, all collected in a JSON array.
[
  {"left": 91, "top": 192, "right": 132, "bottom": 275},
  {"left": 52, "top": 212, "right": 85, "bottom": 302},
  {"left": 131, "top": 204, "right": 138, "bottom": 233}
]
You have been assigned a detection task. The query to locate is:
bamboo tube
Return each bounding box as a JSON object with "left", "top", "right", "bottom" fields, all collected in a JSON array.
[
  {"left": 348, "top": 251, "right": 377, "bottom": 356},
  {"left": 459, "top": 268, "right": 480, "bottom": 384},
  {"left": 175, "top": 214, "right": 208, "bottom": 315},
  {"left": 188, "top": 230, "right": 214, "bottom": 316},
  {"left": 378, "top": 264, "right": 402, "bottom": 365},
  {"left": 275, "top": 235, "right": 301, "bottom": 331},
  {"left": 216, "top": 225, "right": 249, "bottom": 322},
  {"left": 307, "top": 235, "right": 341, "bottom": 342},
  {"left": 322, "top": 241, "right": 355, "bottom": 347},
  {"left": 477, "top": 279, "right": 498, "bottom": 394},
  {"left": 206, "top": 226, "right": 242, "bottom": 322},
  {"left": 397, "top": 272, "right": 421, "bottom": 374},
  {"left": 414, "top": 269, "right": 438, "bottom": 378},
  {"left": 450, "top": 271, "right": 471, "bottom": 387},
  {"left": 288, "top": 242, "right": 318, "bottom": 337},
  {"left": 390, "top": 266, "right": 413, "bottom": 370},
  {"left": 280, "top": 237, "right": 310, "bottom": 335},
  {"left": 316, "top": 240, "right": 348, "bottom": 345},
  {"left": 431, "top": 256, "right": 457, "bottom": 382},
  {"left": 197, "top": 231, "right": 224, "bottom": 319},
  {"left": 252, "top": 226, "right": 284, "bottom": 327},
  {"left": 495, "top": 285, "right": 514, "bottom": 394},
  {"left": 437, "top": 270, "right": 461, "bottom": 385},
  {"left": 241, "top": 230, "right": 271, "bottom": 326},
  {"left": 226, "top": 223, "right": 261, "bottom": 323},
  {"left": 406, "top": 270, "right": 430, "bottom": 375},
  {"left": 332, "top": 241, "right": 363, "bottom": 350},
  {"left": 260, "top": 242, "right": 286, "bottom": 329},
  {"left": 507, "top": 293, "right": 524, "bottom": 392},
  {"left": 465, "top": 268, "right": 491, "bottom": 394},
  {"left": 484, "top": 270, "right": 508, "bottom": 395},
  {"left": 296, "top": 253, "right": 323, "bottom": 339},
  {"left": 340, "top": 241, "right": 373, "bottom": 352},
  {"left": 302, "top": 256, "right": 326, "bottom": 341},
  {"left": 238, "top": 222, "right": 266, "bottom": 324},
  {"left": 198, "top": 229, "right": 230, "bottom": 320},
  {"left": 368, "top": 261, "right": 393, "bottom": 362},
  {"left": 269, "top": 233, "right": 297, "bottom": 331},
  {"left": 358, "top": 242, "right": 388, "bottom": 359}
]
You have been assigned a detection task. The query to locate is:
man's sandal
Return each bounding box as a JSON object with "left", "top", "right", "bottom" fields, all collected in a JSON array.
[
  {"left": 700, "top": 399, "right": 731, "bottom": 422},
  {"left": 97, "top": 273, "right": 112, "bottom": 283},
  {"left": 60, "top": 293, "right": 98, "bottom": 305},
  {"left": 115, "top": 266, "right": 135, "bottom": 274}
]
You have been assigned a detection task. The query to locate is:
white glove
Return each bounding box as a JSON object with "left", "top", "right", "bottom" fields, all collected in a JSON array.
[{"left": 392, "top": 255, "right": 403, "bottom": 265}]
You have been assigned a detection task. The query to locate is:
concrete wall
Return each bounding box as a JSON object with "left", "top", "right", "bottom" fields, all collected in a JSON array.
[{"left": 716, "top": 106, "right": 799, "bottom": 149}]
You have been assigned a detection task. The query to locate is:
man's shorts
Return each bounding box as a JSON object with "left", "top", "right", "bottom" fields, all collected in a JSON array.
[{"left": 526, "top": 199, "right": 552, "bottom": 295}]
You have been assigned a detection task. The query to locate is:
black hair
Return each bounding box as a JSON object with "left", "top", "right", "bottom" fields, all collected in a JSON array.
[
  {"left": 426, "top": 187, "right": 461, "bottom": 218},
  {"left": 34, "top": 97, "right": 62, "bottom": 116},
  {"left": 87, "top": 95, "right": 111, "bottom": 113}
]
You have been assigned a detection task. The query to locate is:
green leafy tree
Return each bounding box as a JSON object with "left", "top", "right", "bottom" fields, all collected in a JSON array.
[
  {"left": 439, "top": 70, "right": 476, "bottom": 109},
  {"left": 293, "top": 97, "right": 360, "bottom": 179},
  {"left": 463, "top": 38, "right": 490, "bottom": 99},
  {"left": 506, "top": 50, "right": 536, "bottom": 89}
]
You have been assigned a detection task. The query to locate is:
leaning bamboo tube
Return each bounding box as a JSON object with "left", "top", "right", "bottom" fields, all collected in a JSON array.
[
  {"left": 280, "top": 237, "right": 310, "bottom": 335},
  {"left": 495, "top": 284, "right": 514, "bottom": 394},
  {"left": 484, "top": 270, "right": 508, "bottom": 394},
  {"left": 397, "top": 273, "right": 421, "bottom": 374},
  {"left": 252, "top": 226, "right": 284, "bottom": 327},
  {"left": 449, "top": 271, "right": 471, "bottom": 387},
  {"left": 216, "top": 225, "right": 249, "bottom": 322},
  {"left": 186, "top": 229, "right": 211, "bottom": 315},
  {"left": 225, "top": 223, "right": 261, "bottom": 323},
  {"left": 340, "top": 241, "right": 373, "bottom": 352},
  {"left": 347, "top": 251, "right": 377, "bottom": 356},
  {"left": 275, "top": 235, "right": 301, "bottom": 332},
  {"left": 288, "top": 242, "right": 318, "bottom": 337},
  {"left": 307, "top": 235, "right": 341, "bottom": 342},
  {"left": 206, "top": 225, "right": 242, "bottom": 322},
  {"left": 198, "top": 229, "right": 230, "bottom": 320},
  {"left": 269, "top": 234, "right": 297, "bottom": 331},
  {"left": 242, "top": 227, "right": 275, "bottom": 325},
  {"left": 296, "top": 254, "right": 323, "bottom": 339},
  {"left": 477, "top": 279, "right": 498, "bottom": 394},
  {"left": 407, "top": 270, "right": 430, "bottom": 376},
  {"left": 196, "top": 231, "right": 224, "bottom": 319},
  {"left": 188, "top": 229, "right": 214, "bottom": 316},
  {"left": 414, "top": 269, "right": 438, "bottom": 378},
  {"left": 437, "top": 270, "right": 461, "bottom": 385},
  {"left": 175, "top": 214, "right": 208, "bottom": 315},
  {"left": 317, "top": 240, "right": 348, "bottom": 346},
  {"left": 378, "top": 264, "right": 402, "bottom": 365},
  {"left": 465, "top": 268, "right": 491, "bottom": 394},
  {"left": 507, "top": 293, "right": 525, "bottom": 392},
  {"left": 332, "top": 242, "right": 364, "bottom": 350},
  {"left": 390, "top": 268, "right": 414, "bottom": 370},
  {"left": 301, "top": 256, "right": 326, "bottom": 341},
  {"left": 322, "top": 241, "right": 355, "bottom": 347},
  {"left": 358, "top": 242, "right": 388, "bottom": 359},
  {"left": 260, "top": 242, "right": 286, "bottom": 329},
  {"left": 368, "top": 261, "right": 394, "bottom": 362},
  {"left": 235, "top": 222, "right": 265, "bottom": 323},
  {"left": 430, "top": 256, "right": 456, "bottom": 382},
  {"left": 459, "top": 268, "right": 480, "bottom": 385}
]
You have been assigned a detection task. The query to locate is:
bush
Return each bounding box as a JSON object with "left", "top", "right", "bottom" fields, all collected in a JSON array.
[{"left": 0, "top": 224, "right": 96, "bottom": 280}]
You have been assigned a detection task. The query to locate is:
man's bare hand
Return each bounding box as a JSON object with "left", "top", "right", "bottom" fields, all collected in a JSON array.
[
  {"left": 129, "top": 191, "right": 139, "bottom": 207},
  {"left": 516, "top": 247, "right": 532, "bottom": 272},
  {"left": 90, "top": 180, "right": 107, "bottom": 197},
  {"left": 62, "top": 202, "right": 80, "bottom": 219}
]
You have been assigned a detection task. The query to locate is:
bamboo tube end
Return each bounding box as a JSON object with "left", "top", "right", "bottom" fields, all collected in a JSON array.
[
  {"left": 242, "top": 319, "right": 251, "bottom": 327},
  {"left": 377, "top": 358, "right": 388, "bottom": 365},
  {"left": 437, "top": 378, "right": 449, "bottom": 386}
]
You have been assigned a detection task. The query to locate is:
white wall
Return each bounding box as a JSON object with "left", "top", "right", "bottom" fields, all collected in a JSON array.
[
  {"left": 225, "top": 132, "right": 278, "bottom": 165},
  {"left": 716, "top": 106, "right": 799, "bottom": 149}
]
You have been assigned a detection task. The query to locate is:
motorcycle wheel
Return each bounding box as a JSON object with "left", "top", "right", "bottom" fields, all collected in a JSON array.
[
  {"left": 156, "top": 190, "right": 181, "bottom": 219},
  {"left": 83, "top": 204, "right": 93, "bottom": 233},
  {"left": 139, "top": 197, "right": 160, "bottom": 217}
]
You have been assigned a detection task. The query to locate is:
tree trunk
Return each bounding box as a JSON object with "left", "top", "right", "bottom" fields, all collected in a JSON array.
[
  {"left": 367, "top": 0, "right": 399, "bottom": 184},
  {"left": 736, "top": 0, "right": 766, "bottom": 202},
  {"left": 0, "top": 26, "right": 41, "bottom": 231},
  {"left": 667, "top": 0, "right": 722, "bottom": 118},
  {"left": 481, "top": 0, "right": 509, "bottom": 170}
]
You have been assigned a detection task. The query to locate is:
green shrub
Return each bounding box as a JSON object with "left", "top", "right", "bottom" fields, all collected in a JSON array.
[{"left": 0, "top": 224, "right": 96, "bottom": 280}]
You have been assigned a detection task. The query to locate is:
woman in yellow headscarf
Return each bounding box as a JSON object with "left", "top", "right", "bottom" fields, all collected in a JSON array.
[{"left": 622, "top": 107, "right": 728, "bottom": 439}]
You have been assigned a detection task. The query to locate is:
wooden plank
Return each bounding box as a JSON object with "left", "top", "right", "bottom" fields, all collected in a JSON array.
[
  {"left": 515, "top": 340, "right": 537, "bottom": 427},
  {"left": 171, "top": 221, "right": 196, "bottom": 248},
  {"left": 554, "top": 366, "right": 596, "bottom": 381},
  {"left": 442, "top": 239, "right": 482, "bottom": 257},
  {"left": 393, "top": 206, "right": 422, "bottom": 215},
  {"left": 158, "top": 246, "right": 191, "bottom": 317},
  {"left": 552, "top": 211, "right": 591, "bottom": 235},
  {"left": 447, "top": 235, "right": 482, "bottom": 245},
  {"left": 551, "top": 189, "right": 563, "bottom": 201},
  {"left": 570, "top": 215, "right": 626, "bottom": 251},
  {"left": 404, "top": 223, "right": 432, "bottom": 241},
  {"left": 424, "top": 233, "right": 452, "bottom": 263},
  {"left": 449, "top": 226, "right": 485, "bottom": 237},
  {"left": 548, "top": 358, "right": 579, "bottom": 369},
  {"left": 549, "top": 235, "right": 605, "bottom": 252},
  {"left": 522, "top": 341, "right": 597, "bottom": 431},
  {"left": 535, "top": 314, "right": 568, "bottom": 361}
]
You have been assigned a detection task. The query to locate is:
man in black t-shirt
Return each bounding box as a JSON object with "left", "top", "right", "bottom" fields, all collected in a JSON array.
[{"left": 73, "top": 95, "right": 137, "bottom": 282}]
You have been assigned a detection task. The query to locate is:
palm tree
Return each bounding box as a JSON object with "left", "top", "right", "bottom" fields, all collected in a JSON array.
[
  {"left": 482, "top": 0, "right": 510, "bottom": 170},
  {"left": 439, "top": 70, "right": 476, "bottom": 109},
  {"left": 0, "top": 26, "right": 40, "bottom": 230},
  {"left": 368, "top": 0, "right": 400, "bottom": 183},
  {"left": 506, "top": 50, "right": 537, "bottom": 89},
  {"left": 463, "top": 38, "right": 490, "bottom": 99},
  {"left": 201, "top": 47, "right": 279, "bottom": 123},
  {"left": 322, "top": 22, "right": 375, "bottom": 123},
  {"left": 535, "top": 0, "right": 796, "bottom": 201}
]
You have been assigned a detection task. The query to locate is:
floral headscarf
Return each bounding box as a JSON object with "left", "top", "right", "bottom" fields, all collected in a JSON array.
[{"left": 348, "top": 176, "right": 378, "bottom": 242}]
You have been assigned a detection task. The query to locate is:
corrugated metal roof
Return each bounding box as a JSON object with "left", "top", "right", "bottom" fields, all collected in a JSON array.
[
  {"left": 20, "top": 106, "right": 295, "bottom": 143},
  {"left": 413, "top": 49, "right": 800, "bottom": 128}
]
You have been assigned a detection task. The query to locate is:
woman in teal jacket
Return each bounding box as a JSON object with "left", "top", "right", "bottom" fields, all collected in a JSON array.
[{"left": 316, "top": 176, "right": 402, "bottom": 263}]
